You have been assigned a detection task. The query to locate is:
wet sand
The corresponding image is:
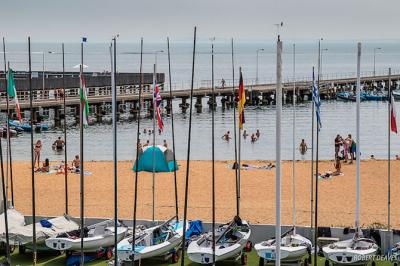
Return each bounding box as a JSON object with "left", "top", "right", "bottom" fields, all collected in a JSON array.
[{"left": 8, "top": 159, "right": 400, "bottom": 228}]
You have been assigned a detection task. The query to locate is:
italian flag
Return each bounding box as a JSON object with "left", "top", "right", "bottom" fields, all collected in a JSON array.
[
  {"left": 80, "top": 72, "right": 89, "bottom": 127},
  {"left": 7, "top": 68, "right": 22, "bottom": 122}
]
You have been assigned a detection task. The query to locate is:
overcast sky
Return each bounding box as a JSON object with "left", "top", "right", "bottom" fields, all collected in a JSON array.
[{"left": 0, "top": 0, "right": 399, "bottom": 42}]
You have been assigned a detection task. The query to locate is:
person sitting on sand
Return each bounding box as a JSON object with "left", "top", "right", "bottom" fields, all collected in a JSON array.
[
  {"left": 57, "top": 161, "right": 68, "bottom": 174},
  {"left": 299, "top": 139, "right": 308, "bottom": 155},
  {"left": 333, "top": 158, "right": 342, "bottom": 176},
  {"left": 243, "top": 130, "right": 249, "bottom": 139},
  {"left": 396, "top": 155, "right": 400, "bottom": 160},
  {"left": 251, "top": 134, "right": 257, "bottom": 143},
  {"left": 36, "top": 158, "right": 50, "bottom": 173},
  {"left": 72, "top": 155, "right": 80, "bottom": 173},
  {"left": 52, "top": 137, "right": 65, "bottom": 151},
  {"left": 222, "top": 131, "right": 231, "bottom": 141}
]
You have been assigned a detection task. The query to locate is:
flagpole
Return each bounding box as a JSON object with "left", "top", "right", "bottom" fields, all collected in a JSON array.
[
  {"left": 111, "top": 36, "right": 118, "bottom": 264},
  {"left": 238, "top": 67, "right": 242, "bottom": 217},
  {"left": 28, "top": 36, "right": 37, "bottom": 266},
  {"left": 180, "top": 26, "right": 197, "bottom": 266},
  {"left": 388, "top": 67, "right": 391, "bottom": 234},
  {"left": 355, "top": 42, "right": 361, "bottom": 232},
  {"left": 132, "top": 37, "right": 144, "bottom": 262},
  {"left": 167, "top": 38, "right": 179, "bottom": 219},
  {"left": 0, "top": 37, "right": 10, "bottom": 266},
  {"left": 292, "top": 43, "right": 296, "bottom": 234},
  {"left": 314, "top": 39, "right": 321, "bottom": 266},
  {"left": 276, "top": 34, "right": 283, "bottom": 266},
  {"left": 62, "top": 43, "right": 68, "bottom": 215},
  {"left": 231, "top": 38, "right": 239, "bottom": 216},
  {"left": 211, "top": 38, "right": 216, "bottom": 266},
  {"left": 79, "top": 40, "right": 85, "bottom": 266},
  {"left": 152, "top": 62, "right": 156, "bottom": 223}
]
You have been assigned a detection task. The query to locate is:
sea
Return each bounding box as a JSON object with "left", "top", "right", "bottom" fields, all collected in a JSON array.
[{"left": 2, "top": 40, "right": 400, "bottom": 161}]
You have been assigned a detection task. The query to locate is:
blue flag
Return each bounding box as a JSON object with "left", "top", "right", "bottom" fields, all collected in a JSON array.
[{"left": 312, "top": 69, "right": 322, "bottom": 130}]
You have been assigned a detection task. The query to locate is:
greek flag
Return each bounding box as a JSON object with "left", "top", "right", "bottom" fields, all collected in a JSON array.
[{"left": 312, "top": 69, "right": 322, "bottom": 130}]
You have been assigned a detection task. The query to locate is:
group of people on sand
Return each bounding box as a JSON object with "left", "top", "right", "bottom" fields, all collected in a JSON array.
[
  {"left": 335, "top": 134, "right": 357, "bottom": 163},
  {"left": 137, "top": 139, "right": 168, "bottom": 156},
  {"left": 222, "top": 129, "right": 261, "bottom": 143},
  {"left": 33, "top": 137, "right": 80, "bottom": 173}
]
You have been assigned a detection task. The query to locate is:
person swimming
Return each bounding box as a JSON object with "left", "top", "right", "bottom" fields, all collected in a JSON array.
[{"left": 222, "top": 131, "right": 231, "bottom": 141}]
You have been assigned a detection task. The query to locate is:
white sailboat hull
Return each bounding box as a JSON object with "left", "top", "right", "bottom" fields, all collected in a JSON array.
[
  {"left": 187, "top": 220, "right": 251, "bottom": 264},
  {"left": 322, "top": 239, "right": 378, "bottom": 265},
  {"left": 255, "top": 244, "right": 308, "bottom": 262},
  {"left": 46, "top": 227, "right": 127, "bottom": 252},
  {"left": 117, "top": 219, "right": 186, "bottom": 262}
]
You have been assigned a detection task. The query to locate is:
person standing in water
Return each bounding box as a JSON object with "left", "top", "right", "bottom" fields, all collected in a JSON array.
[
  {"left": 256, "top": 129, "right": 260, "bottom": 139},
  {"left": 52, "top": 136, "right": 65, "bottom": 151},
  {"left": 299, "top": 139, "right": 308, "bottom": 155},
  {"left": 221, "top": 131, "right": 231, "bottom": 141},
  {"left": 243, "top": 130, "right": 249, "bottom": 139}
]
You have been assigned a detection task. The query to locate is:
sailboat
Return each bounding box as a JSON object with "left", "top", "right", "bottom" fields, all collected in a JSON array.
[
  {"left": 117, "top": 38, "right": 186, "bottom": 265},
  {"left": 322, "top": 43, "right": 378, "bottom": 266},
  {"left": 255, "top": 40, "right": 312, "bottom": 266},
  {"left": 187, "top": 43, "right": 251, "bottom": 265}
]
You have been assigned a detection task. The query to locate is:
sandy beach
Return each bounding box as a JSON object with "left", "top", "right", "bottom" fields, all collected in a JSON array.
[{"left": 7, "top": 159, "right": 400, "bottom": 228}]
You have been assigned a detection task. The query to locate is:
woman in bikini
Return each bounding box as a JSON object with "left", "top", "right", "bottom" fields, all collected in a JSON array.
[{"left": 34, "top": 140, "right": 42, "bottom": 169}]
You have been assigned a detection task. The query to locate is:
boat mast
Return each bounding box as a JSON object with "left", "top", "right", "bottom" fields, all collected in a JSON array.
[
  {"left": 231, "top": 38, "right": 239, "bottom": 216},
  {"left": 180, "top": 26, "right": 197, "bottom": 266},
  {"left": 152, "top": 61, "right": 156, "bottom": 223},
  {"left": 110, "top": 36, "right": 118, "bottom": 264},
  {"left": 275, "top": 33, "right": 283, "bottom": 266},
  {"left": 167, "top": 38, "right": 179, "bottom": 219},
  {"left": 355, "top": 42, "right": 361, "bottom": 233},
  {"left": 132, "top": 37, "right": 144, "bottom": 262},
  {"left": 292, "top": 43, "right": 296, "bottom": 234},
  {"left": 28, "top": 36, "right": 37, "bottom": 266},
  {"left": 1, "top": 36, "right": 11, "bottom": 266},
  {"left": 211, "top": 38, "right": 216, "bottom": 266},
  {"left": 62, "top": 43, "right": 68, "bottom": 215},
  {"left": 314, "top": 39, "right": 321, "bottom": 266},
  {"left": 79, "top": 39, "right": 85, "bottom": 266}
]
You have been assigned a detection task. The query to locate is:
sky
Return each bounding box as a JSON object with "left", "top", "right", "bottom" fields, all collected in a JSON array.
[{"left": 0, "top": 0, "right": 399, "bottom": 42}]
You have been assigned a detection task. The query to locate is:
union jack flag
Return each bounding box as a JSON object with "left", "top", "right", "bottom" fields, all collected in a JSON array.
[{"left": 154, "top": 83, "right": 164, "bottom": 131}]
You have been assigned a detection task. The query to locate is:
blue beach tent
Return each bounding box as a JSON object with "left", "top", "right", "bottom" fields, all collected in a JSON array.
[{"left": 133, "top": 145, "right": 178, "bottom": 172}]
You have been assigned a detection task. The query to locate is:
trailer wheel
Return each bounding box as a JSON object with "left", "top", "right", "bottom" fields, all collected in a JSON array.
[
  {"left": 394, "top": 263, "right": 398, "bottom": 266},
  {"left": 304, "top": 258, "right": 309, "bottom": 266},
  {"left": 245, "top": 241, "right": 253, "bottom": 252},
  {"left": 324, "top": 259, "right": 330, "bottom": 266},
  {"left": 19, "top": 245, "right": 26, "bottom": 254},
  {"left": 371, "top": 261, "right": 376, "bottom": 266},
  {"left": 241, "top": 253, "right": 248, "bottom": 265},
  {"left": 171, "top": 252, "right": 179, "bottom": 263},
  {"left": 106, "top": 248, "right": 113, "bottom": 260},
  {"left": 259, "top": 257, "right": 264, "bottom": 266}
]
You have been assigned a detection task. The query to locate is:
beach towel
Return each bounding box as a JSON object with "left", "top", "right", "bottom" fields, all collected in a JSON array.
[{"left": 227, "top": 163, "right": 275, "bottom": 170}]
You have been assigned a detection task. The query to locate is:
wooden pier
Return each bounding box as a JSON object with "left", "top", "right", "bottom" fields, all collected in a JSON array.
[{"left": 0, "top": 71, "right": 399, "bottom": 125}]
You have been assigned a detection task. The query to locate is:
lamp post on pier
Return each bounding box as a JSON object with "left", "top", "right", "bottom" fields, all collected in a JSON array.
[{"left": 373, "top": 47, "right": 381, "bottom": 77}]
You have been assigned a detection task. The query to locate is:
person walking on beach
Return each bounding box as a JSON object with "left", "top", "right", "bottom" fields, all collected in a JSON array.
[
  {"left": 34, "top": 139, "right": 42, "bottom": 169},
  {"left": 299, "top": 139, "right": 308, "bottom": 155},
  {"left": 52, "top": 136, "right": 65, "bottom": 151},
  {"left": 222, "top": 131, "right": 231, "bottom": 141}
]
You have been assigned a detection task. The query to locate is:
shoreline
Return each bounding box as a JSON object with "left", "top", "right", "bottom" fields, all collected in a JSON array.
[{"left": 7, "top": 159, "right": 400, "bottom": 228}]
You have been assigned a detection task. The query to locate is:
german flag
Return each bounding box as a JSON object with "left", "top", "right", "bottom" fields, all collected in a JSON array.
[{"left": 238, "top": 70, "right": 246, "bottom": 129}]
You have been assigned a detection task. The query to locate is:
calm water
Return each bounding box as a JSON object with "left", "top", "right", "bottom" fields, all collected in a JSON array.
[
  {"left": 3, "top": 100, "right": 399, "bottom": 161},
  {"left": 2, "top": 40, "right": 400, "bottom": 161}
]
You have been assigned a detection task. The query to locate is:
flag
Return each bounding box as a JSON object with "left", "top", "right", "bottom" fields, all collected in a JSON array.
[
  {"left": 312, "top": 69, "right": 322, "bottom": 130},
  {"left": 7, "top": 68, "right": 22, "bottom": 122},
  {"left": 238, "top": 70, "right": 246, "bottom": 129},
  {"left": 154, "top": 83, "right": 164, "bottom": 131},
  {"left": 390, "top": 92, "right": 398, "bottom": 133},
  {"left": 79, "top": 73, "right": 89, "bottom": 127}
]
